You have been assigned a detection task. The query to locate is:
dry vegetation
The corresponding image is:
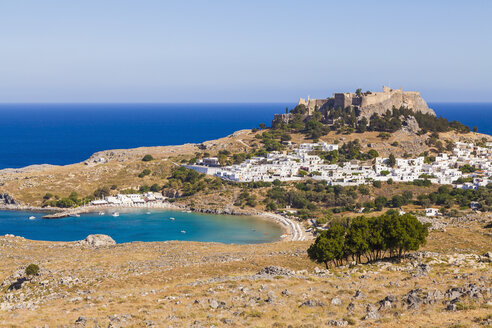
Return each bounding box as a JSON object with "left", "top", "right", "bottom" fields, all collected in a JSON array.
[{"left": 0, "top": 217, "right": 490, "bottom": 327}]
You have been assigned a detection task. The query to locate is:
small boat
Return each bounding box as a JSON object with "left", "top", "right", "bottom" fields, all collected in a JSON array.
[
  {"left": 28, "top": 216, "right": 36, "bottom": 220},
  {"left": 169, "top": 217, "right": 175, "bottom": 220},
  {"left": 74, "top": 214, "right": 80, "bottom": 217},
  {"left": 185, "top": 210, "right": 192, "bottom": 213},
  {"left": 146, "top": 211, "right": 151, "bottom": 215},
  {"left": 180, "top": 230, "right": 186, "bottom": 234},
  {"left": 112, "top": 212, "right": 120, "bottom": 217},
  {"left": 98, "top": 212, "right": 105, "bottom": 216}
]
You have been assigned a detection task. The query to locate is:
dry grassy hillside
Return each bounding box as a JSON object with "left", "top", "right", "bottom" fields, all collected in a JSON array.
[{"left": 0, "top": 215, "right": 490, "bottom": 327}]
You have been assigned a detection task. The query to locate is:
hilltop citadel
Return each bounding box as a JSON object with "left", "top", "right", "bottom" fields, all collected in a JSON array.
[{"left": 274, "top": 86, "right": 436, "bottom": 125}]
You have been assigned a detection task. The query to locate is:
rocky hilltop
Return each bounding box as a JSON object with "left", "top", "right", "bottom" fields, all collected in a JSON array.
[{"left": 274, "top": 86, "right": 435, "bottom": 126}]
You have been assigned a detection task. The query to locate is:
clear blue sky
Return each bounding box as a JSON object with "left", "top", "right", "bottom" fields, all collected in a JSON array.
[{"left": 0, "top": 0, "right": 491, "bottom": 103}]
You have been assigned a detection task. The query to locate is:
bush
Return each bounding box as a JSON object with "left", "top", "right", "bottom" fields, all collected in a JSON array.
[
  {"left": 358, "top": 185, "right": 369, "bottom": 195},
  {"left": 25, "top": 264, "right": 40, "bottom": 276},
  {"left": 150, "top": 184, "right": 161, "bottom": 192},
  {"left": 142, "top": 154, "right": 154, "bottom": 162},
  {"left": 94, "top": 186, "right": 110, "bottom": 198},
  {"left": 138, "top": 169, "right": 151, "bottom": 178},
  {"left": 373, "top": 180, "right": 382, "bottom": 188}
]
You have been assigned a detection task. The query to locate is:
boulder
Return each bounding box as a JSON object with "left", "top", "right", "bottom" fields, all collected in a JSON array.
[
  {"left": 403, "top": 116, "right": 420, "bottom": 133},
  {"left": 414, "top": 263, "right": 431, "bottom": 277},
  {"left": 80, "top": 234, "right": 116, "bottom": 247},
  {"left": 331, "top": 297, "right": 342, "bottom": 306},
  {"left": 327, "top": 319, "right": 348, "bottom": 326},
  {"left": 257, "top": 266, "right": 292, "bottom": 276},
  {"left": 354, "top": 290, "right": 366, "bottom": 299},
  {"left": 301, "top": 299, "right": 325, "bottom": 307},
  {"left": 402, "top": 289, "right": 422, "bottom": 309}
]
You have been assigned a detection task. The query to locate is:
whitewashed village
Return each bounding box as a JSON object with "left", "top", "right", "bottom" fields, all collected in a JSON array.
[
  {"left": 186, "top": 142, "right": 491, "bottom": 186},
  {"left": 86, "top": 141, "right": 491, "bottom": 218},
  {"left": 186, "top": 141, "right": 492, "bottom": 195}
]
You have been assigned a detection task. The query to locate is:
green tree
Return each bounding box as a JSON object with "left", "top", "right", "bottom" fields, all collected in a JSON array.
[
  {"left": 307, "top": 223, "right": 346, "bottom": 268},
  {"left": 142, "top": 154, "right": 154, "bottom": 161},
  {"left": 43, "top": 193, "right": 53, "bottom": 200},
  {"left": 391, "top": 195, "right": 406, "bottom": 208},
  {"left": 345, "top": 217, "right": 369, "bottom": 263},
  {"left": 367, "top": 149, "right": 379, "bottom": 159},
  {"left": 94, "top": 186, "right": 110, "bottom": 198},
  {"left": 150, "top": 184, "right": 161, "bottom": 192},
  {"left": 387, "top": 154, "right": 396, "bottom": 167},
  {"left": 138, "top": 169, "right": 151, "bottom": 178},
  {"left": 375, "top": 196, "right": 387, "bottom": 211},
  {"left": 385, "top": 213, "right": 430, "bottom": 259},
  {"left": 25, "top": 264, "right": 40, "bottom": 277}
]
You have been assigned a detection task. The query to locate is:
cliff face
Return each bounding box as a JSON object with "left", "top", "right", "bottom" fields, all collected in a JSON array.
[
  {"left": 357, "top": 88, "right": 435, "bottom": 119},
  {"left": 273, "top": 87, "right": 435, "bottom": 128}
]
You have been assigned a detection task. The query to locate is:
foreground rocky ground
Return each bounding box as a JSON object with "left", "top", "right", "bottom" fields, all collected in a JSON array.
[{"left": 0, "top": 216, "right": 491, "bottom": 328}]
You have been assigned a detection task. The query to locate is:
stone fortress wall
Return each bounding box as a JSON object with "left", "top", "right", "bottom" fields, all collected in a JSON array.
[{"left": 298, "top": 86, "right": 436, "bottom": 118}]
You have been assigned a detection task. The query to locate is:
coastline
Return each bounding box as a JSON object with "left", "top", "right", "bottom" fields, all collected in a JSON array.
[{"left": 0, "top": 202, "right": 308, "bottom": 243}]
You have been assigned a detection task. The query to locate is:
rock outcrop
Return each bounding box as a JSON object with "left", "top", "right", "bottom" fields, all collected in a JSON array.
[
  {"left": 274, "top": 86, "right": 435, "bottom": 128},
  {"left": 78, "top": 234, "right": 116, "bottom": 247},
  {"left": 0, "top": 193, "right": 16, "bottom": 205}
]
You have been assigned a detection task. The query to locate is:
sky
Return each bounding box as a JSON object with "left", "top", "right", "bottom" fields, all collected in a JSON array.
[{"left": 0, "top": 0, "right": 491, "bottom": 103}]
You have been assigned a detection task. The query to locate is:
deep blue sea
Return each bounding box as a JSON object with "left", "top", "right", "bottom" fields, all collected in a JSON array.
[
  {"left": 0, "top": 209, "right": 282, "bottom": 244},
  {"left": 0, "top": 102, "right": 490, "bottom": 170}
]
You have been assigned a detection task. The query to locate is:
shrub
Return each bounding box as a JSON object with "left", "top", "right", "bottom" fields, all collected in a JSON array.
[
  {"left": 150, "top": 184, "right": 161, "bottom": 192},
  {"left": 25, "top": 264, "right": 40, "bottom": 276},
  {"left": 94, "top": 186, "right": 110, "bottom": 198},
  {"left": 358, "top": 185, "right": 369, "bottom": 195},
  {"left": 142, "top": 154, "right": 154, "bottom": 162},
  {"left": 138, "top": 169, "right": 151, "bottom": 178}
]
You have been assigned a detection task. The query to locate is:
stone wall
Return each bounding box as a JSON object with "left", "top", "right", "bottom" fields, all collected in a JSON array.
[{"left": 298, "top": 98, "right": 331, "bottom": 114}]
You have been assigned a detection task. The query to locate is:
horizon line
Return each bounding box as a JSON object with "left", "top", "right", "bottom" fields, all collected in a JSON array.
[{"left": 1, "top": 100, "right": 492, "bottom": 105}]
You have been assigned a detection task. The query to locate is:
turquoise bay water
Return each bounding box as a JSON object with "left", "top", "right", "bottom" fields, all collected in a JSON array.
[{"left": 0, "top": 209, "right": 282, "bottom": 244}]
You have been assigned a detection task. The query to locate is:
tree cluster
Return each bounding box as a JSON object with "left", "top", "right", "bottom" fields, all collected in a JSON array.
[
  {"left": 164, "top": 166, "right": 223, "bottom": 197},
  {"left": 308, "top": 213, "right": 430, "bottom": 268},
  {"left": 417, "top": 184, "right": 492, "bottom": 211}
]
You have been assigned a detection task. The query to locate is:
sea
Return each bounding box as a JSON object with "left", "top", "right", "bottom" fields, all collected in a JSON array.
[
  {"left": 0, "top": 102, "right": 490, "bottom": 243},
  {"left": 0, "top": 102, "right": 490, "bottom": 170},
  {"left": 0, "top": 209, "right": 282, "bottom": 244}
]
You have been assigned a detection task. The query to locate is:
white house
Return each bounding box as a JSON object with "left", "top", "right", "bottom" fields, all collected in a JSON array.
[{"left": 425, "top": 208, "right": 440, "bottom": 217}]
